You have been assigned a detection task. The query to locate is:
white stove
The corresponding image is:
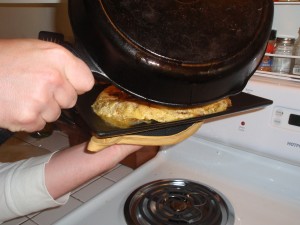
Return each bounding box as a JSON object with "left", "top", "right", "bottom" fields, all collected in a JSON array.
[{"left": 55, "top": 75, "right": 300, "bottom": 225}]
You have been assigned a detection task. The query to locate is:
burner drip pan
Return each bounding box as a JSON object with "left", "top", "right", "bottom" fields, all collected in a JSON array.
[{"left": 124, "top": 179, "right": 234, "bottom": 225}]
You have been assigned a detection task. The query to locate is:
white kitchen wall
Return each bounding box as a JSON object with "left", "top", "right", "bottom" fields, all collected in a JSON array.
[
  {"left": 0, "top": 0, "right": 61, "bottom": 3},
  {"left": 0, "top": 0, "right": 73, "bottom": 41},
  {"left": 273, "top": 3, "right": 300, "bottom": 38}
]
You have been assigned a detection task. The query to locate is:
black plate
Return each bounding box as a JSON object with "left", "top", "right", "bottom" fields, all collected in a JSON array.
[{"left": 75, "top": 84, "right": 273, "bottom": 138}]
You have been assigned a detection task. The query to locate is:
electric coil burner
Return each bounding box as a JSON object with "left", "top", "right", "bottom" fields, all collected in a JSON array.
[{"left": 124, "top": 179, "right": 234, "bottom": 225}]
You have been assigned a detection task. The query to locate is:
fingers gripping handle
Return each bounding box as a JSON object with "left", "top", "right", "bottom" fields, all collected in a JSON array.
[{"left": 38, "top": 31, "right": 108, "bottom": 80}]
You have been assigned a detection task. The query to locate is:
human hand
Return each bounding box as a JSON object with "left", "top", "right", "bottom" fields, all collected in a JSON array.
[{"left": 0, "top": 39, "right": 94, "bottom": 132}]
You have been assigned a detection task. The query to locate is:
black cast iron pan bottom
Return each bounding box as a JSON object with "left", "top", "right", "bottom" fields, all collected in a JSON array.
[
  {"left": 69, "top": 0, "right": 273, "bottom": 106},
  {"left": 75, "top": 83, "right": 273, "bottom": 138}
]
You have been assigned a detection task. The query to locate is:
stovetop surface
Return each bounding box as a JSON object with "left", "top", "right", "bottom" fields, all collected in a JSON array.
[
  {"left": 55, "top": 72, "right": 300, "bottom": 225},
  {"left": 55, "top": 136, "right": 300, "bottom": 225}
]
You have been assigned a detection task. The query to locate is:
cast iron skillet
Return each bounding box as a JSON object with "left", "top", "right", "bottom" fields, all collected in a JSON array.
[
  {"left": 68, "top": 0, "right": 273, "bottom": 106},
  {"left": 38, "top": 31, "right": 273, "bottom": 138}
]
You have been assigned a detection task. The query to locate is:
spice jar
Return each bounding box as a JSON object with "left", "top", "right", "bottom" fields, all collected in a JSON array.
[
  {"left": 272, "top": 37, "right": 295, "bottom": 74},
  {"left": 258, "top": 30, "right": 277, "bottom": 72}
]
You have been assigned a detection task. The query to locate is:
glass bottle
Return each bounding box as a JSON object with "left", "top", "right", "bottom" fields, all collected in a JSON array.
[
  {"left": 272, "top": 37, "right": 295, "bottom": 74},
  {"left": 292, "top": 28, "right": 300, "bottom": 75},
  {"left": 258, "top": 30, "right": 277, "bottom": 72}
]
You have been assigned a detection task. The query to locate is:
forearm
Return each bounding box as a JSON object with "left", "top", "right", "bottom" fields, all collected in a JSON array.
[
  {"left": 45, "top": 143, "right": 142, "bottom": 199},
  {"left": 0, "top": 154, "right": 69, "bottom": 222}
]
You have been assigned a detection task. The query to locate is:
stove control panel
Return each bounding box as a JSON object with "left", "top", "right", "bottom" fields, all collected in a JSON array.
[
  {"left": 196, "top": 75, "right": 300, "bottom": 166},
  {"left": 272, "top": 107, "right": 300, "bottom": 132}
]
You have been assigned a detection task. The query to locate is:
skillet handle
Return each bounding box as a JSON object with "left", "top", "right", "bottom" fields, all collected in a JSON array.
[
  {"left": 38, "top": 31, "right": 108, "bottom": 81},
  {"left": 72, "top": 41, "right": 109, "bottom": 81},
  {"left": 38, "top": 31, "right": 108, "bottom": 128}
]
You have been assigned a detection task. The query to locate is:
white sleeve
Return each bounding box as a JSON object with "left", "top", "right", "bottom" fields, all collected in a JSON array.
[{"left": 0, "top": 152, "right": 70, "bottom": 223}]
